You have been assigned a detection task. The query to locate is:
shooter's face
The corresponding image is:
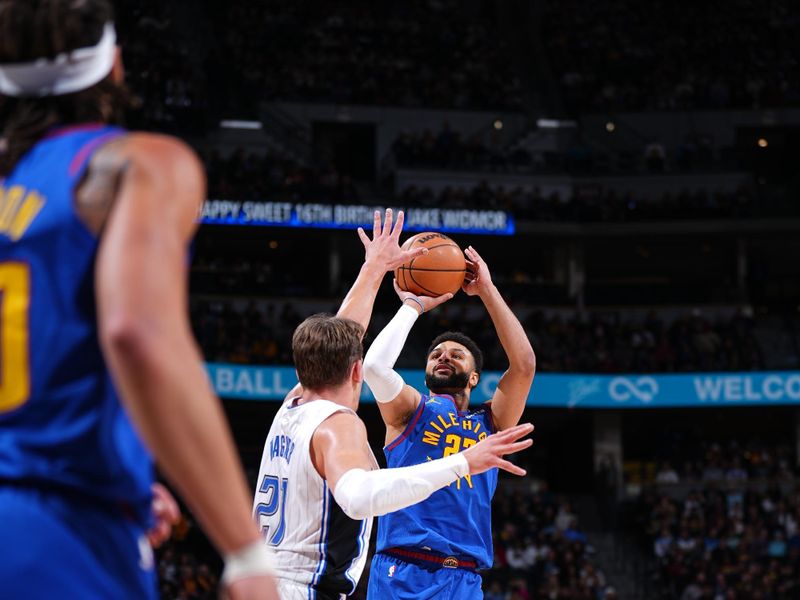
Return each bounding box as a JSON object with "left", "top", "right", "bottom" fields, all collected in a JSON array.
[{"left": 424, "top": 341, "right": 476, "bottom": 392}]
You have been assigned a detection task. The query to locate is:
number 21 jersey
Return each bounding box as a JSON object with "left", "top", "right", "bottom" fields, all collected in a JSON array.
[{"left": 254, "top": 398, "right": 372, "bottom": 597}]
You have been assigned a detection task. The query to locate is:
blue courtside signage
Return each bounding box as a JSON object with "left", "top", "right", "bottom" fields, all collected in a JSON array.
[
  {"left": 535, "top": 372, "right": 800, "bottom": 408},
  {"left": 205, "top": 364, "right": 800, "bottom": 408},
  {"left": 205, "top": 364, "right": 427, "bottom": 402}
]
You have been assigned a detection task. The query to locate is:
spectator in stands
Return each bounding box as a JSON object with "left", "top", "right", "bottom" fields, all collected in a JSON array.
[
  {"left": 157, "top": 513, "right": 220, "bottom": 600},
  {"left": 726, "top": 457, "right": 749, "bottom": 484},
  {"left": 643, "top": 141, "right": 667, "bottom": 173},
  {"left": 191, "top": 293, "right": 775, "bottom": 374},
  {"left": 117, "top": 0, "right": 206, "bottom": 133},
  {"left": 636, "top": 481, "right": 800, "bottom": 600},
  {"left": 702, "top": 458, "right": 725, "bottom": 483},
  {"left": 656, "top": 462, "right": 680, "bottom": 484},
  {"left": 491, "top": 485, "right": 610, "bottom": 598},
  {"left": 654, "top": 527, "right": 674, "bottom": 558},
  {"left": 556, "top": 501, "right": 577, "bottom": 532},
  {"left": 542, "top": 0, "right": 800, "bottom": 113},
  {"left": 680, "top": 573, "right": 708, "bottom": 600},
  {"left": 484, "top": 581, "right": 506, "bottom": 600},
  {"left": 213, "top": 0, "right": 523, "bottom": 112},
  {"left": 506, "top": 540, "right": 530, "bottom": 574}
]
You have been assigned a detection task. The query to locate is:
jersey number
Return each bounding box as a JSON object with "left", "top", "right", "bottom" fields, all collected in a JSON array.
[
  {"left": 255, "top": 475, "right": 289, "bottom": 546},
  {"left": 0, "top": 263, "right": 31, "bottom": 413},
  {"left": 443, "top": 433, "right": 477, "bottom": 456},
  {"left": 443, "top": 434, "right": 476, "bottom": 489}
]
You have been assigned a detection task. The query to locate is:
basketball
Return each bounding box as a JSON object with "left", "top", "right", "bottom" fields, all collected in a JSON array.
[{"left": 395, "top": 232, "right": 467, "bottom": 296}]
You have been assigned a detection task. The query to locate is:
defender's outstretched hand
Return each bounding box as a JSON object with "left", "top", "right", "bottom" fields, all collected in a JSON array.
[
  {"left": 392, "top": 278, "right": 453, "bottom": 314},
  {"left": 357, "top": 208, "right": 427, "bottom": 272},
  {"left": 461, "top": 422, "right": 534, "bottom": 476},
  {"left": 337, "top": 208, "right": 427, "bottom": 336},
  {"left": 462, "top": 245, "right": 494, "bottom": 297}
]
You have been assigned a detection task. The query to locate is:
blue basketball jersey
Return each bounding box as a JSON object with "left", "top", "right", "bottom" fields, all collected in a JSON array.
[
  {"left": 0, "top": 123, "right": 153, "bottom": 526},
  {"left": 375, "top": 394, "right": 497, "bottom": 568}
]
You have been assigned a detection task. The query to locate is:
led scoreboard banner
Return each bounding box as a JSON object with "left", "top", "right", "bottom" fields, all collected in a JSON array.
[{"left": 200, "top": 200, "right": 515, "bottom": 236}]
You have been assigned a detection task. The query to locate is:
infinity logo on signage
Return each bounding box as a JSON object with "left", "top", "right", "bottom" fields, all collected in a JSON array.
[{"left": 608, "top": 377, "right": 659, "bottom": 404}]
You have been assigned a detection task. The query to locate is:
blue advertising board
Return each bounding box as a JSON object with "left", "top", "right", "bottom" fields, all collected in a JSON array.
[
  {"left": 200, "top": 201, "right": 514, "bottom": 236},
  {"left": 205, "top": 363, "right": 800, "bottom": 409}
]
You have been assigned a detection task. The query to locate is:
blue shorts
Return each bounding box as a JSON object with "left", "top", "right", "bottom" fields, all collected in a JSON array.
[
  {"left": 366, "top": 552, "right": 483, "bottom": 600},
  {"left": 0, "top": 486, "right": 157, "bottom": 599}
]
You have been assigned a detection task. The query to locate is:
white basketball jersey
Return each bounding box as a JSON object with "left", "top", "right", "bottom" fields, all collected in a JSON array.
[{"left": 253, "top": 398, "right": 372, "bottom": 598}]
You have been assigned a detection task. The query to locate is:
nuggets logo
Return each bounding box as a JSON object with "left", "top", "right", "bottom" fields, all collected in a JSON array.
[{"left": 388, "top": 565, "right": 396, "bottom": 578}]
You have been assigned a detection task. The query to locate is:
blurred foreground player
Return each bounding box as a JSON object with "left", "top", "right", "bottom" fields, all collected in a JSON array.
[
  {"left": 254, "top": 210, "right": 534, "bottom": 599},
  {"left": 0, "top": 1, "right": 276, "bottom": 598},
  {"left": 364, "top": 247, "right": 536, "bottom": 599}
]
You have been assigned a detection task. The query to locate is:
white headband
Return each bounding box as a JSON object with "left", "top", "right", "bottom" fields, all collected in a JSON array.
[{"left": 0, "top": 22, "right": 117, "bottom": 97}]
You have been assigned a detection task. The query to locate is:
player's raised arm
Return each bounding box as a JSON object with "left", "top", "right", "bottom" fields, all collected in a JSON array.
[
  {"left": 462, "top": 246, "right": 536, "bottom": 431},
  {"left": 312, "top": 412, "right": 534, "bottom": 521},
  {"left": 281, "top": 208, "right": 425, "bottom": 403},
  {"left": 337, "top": 208, "right": 425, "bottom": 330},
  {"left": 363, "top": 281, "right": 453, "bottom": 438},
  {"left": 94, "top": 134, "right": 276, "bottom": 597}
]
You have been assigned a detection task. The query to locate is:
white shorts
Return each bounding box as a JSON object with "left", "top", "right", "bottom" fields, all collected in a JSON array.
[{"left": 277, "top": 578, "right": 346, "bottom": 600}]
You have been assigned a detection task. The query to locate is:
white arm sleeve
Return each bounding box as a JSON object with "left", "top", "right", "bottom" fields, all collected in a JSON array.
[
  {"left": 331, "top": 453, "right": 469, "bottom": 521},
  {"left": 363, "top": 303, "right": 419, "bottom": 403}
]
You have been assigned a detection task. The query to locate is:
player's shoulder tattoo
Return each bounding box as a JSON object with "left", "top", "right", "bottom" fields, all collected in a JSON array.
[{"left": 74, "top": 137, "right": 131, "bottom": 234}]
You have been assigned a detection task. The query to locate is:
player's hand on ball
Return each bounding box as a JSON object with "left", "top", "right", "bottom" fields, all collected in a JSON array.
[
  {"left": 462, "top": 246, "right": 493, "bottom": 297},
  {"left": 392, "top": 278, "right": 453, "bottom": 314},
  {"left": 357, "top": 208, "right": 428, "bottom": 272},
  {"left": 461, "top": 423, "right": 534, "bottom": 476}
]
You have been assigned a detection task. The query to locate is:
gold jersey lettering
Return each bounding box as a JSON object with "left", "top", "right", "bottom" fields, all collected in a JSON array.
[
  {"left": 0, "top": 185, "right": 46, "bottom": 241},
  {"left": 0, "top": 186, "right": 24, "bottom": 230},
  {"left": 422, "top": 429, "right": 441, "bottom": 446}
]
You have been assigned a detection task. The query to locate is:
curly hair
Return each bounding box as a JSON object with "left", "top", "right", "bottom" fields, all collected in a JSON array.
[{"left": 0, "top": 0, "right": 129, "bottom": 175}]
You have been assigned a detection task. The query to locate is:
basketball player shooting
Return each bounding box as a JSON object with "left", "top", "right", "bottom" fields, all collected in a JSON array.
[
  {"left": 0, "top": 1, "right": 276, "bottom": 598},
  {"left": 253, "top": 210, "right": 534, "bottom": 599},
  {"left": 363, "top": 246, "right": 536, "bottom": 599}
]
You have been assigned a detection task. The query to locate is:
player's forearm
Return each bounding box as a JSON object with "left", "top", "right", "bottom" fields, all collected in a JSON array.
[
  {"left": 102, "top": 326, "right": 259, "bottom": 554},
  {"left": 479, "top": 283, "right": 536, "bottom": 373},
  {"left": 331, "top": 453, "right": 469, "bottom": 520},
  {"left": 363, "top": 304, "right": 419, "bottom": 402},
  {"left": 336, "top": 260, "right": 385, "bottom": 332}
]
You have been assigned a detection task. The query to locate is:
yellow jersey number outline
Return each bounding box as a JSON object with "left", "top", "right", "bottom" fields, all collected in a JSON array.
[
  {"left": 443, "top": 433, "right": 476, "bottom": 489},
  {"left": 0, "top": 263, "right": 30, "bottom": 412}
]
